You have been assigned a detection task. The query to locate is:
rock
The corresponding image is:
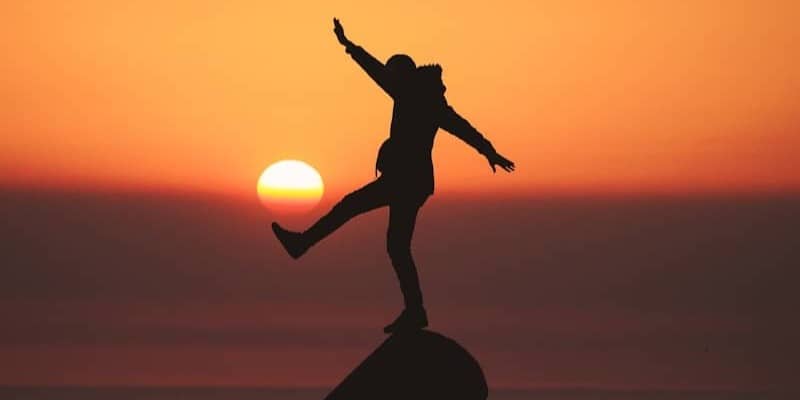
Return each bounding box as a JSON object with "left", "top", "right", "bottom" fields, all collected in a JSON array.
[{"left": 324, "top": 329, "right": 487, "bottom": 400}]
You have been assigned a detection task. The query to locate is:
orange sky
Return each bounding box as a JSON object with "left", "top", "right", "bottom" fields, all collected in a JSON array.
[{"left": 2, "top": 1, "right": 799, "bottom": 198}]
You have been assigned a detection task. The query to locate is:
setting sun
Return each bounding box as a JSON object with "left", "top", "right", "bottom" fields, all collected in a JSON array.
[{"left": 257, "top": 160, "right": 324, "bottom": 213}]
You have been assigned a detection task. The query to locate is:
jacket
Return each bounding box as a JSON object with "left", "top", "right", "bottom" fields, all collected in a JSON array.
[{"left": 347, "top": 45, "right": 496, "bottom": 196}]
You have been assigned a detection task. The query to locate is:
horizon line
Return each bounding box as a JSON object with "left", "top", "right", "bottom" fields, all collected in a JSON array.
[{"left": 2, "top": 180, "right": 799, "bottom": 202}]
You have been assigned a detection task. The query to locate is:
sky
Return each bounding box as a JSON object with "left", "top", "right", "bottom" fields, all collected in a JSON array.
[
  {"left": 1, "top": 0, "right": 799, "bottom": 393},
  {"left": 1, "top": 0, "right": 799, "bottom": 198}
]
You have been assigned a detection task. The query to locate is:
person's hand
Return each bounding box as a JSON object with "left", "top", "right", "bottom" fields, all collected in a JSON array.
[
  {"left": 333, "top": 18, "right": 349, "bottom": 46},
  {"left": 487, "top": 151, "right": 515, "bottom": 173}
]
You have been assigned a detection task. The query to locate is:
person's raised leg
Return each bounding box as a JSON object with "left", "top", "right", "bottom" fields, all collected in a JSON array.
[
  {"left": 272, "top": 179, "right": 388, "bottom": 259},
  {"left": 383, "top": 196, "right": 428, "bottom": 333}
]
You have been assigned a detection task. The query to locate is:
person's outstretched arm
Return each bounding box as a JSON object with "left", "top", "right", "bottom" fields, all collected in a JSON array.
[
  {"left": 333, "top": 18, "right": 396, "bottom": 98},
  {"left": 440, "top": 105, "right": 515, "bottom": 173}
]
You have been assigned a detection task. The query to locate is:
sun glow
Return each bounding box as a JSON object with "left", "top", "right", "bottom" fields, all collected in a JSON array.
[{"left": 257, "top": 160, "right": 324, "bottom": 213}]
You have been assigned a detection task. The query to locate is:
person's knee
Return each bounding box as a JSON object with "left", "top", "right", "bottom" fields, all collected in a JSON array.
[
  {"left": 340, "top": 192, "right": 357, "bottom": 207},
  {"left": 332, "top": 192, "right": 358, "bottom": 214}
]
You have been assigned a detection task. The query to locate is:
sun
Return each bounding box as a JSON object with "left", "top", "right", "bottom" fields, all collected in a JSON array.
[{"left": 257, "top": 160, "right": 324, "bottom": 213}]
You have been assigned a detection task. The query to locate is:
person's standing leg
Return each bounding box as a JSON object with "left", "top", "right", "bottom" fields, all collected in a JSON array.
[
  {"left": 383, "top": 195, "right": 428, "bottom": 333},
  {"left": 272, "top": 179, "right": 388, "bottom": 258}
]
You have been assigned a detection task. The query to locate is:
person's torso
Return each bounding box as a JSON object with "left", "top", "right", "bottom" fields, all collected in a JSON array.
[
  {"left": 377, "top": 71, "right": 448, "bottom": 195},
  {"left": 389, "top": 91, "right": 446, "bottom": 160}
]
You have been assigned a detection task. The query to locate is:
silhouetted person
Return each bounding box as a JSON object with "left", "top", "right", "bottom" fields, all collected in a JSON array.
[{"left": 272, "top": 18, "right": 515, "bottom": 334}]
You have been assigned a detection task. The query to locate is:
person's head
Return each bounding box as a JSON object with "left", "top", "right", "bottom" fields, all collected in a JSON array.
[
  {"left": 416, "top": 63, "right": 446, "bottom": 95},
  {"left": 386, "top": 54, "right": 416, "bottom": 81}
]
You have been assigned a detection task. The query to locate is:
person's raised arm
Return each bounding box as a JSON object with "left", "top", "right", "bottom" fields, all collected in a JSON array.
[
  {"left": 440, "top": 105, "right": 515, "bottom": 173},
  {"left": 333, "top": 18, "right": 396, "bottom": 98}
]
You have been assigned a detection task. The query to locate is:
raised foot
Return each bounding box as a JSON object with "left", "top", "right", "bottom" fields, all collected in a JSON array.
[{"left": 271, "top": 222, "right": 308, "bottom": 259}]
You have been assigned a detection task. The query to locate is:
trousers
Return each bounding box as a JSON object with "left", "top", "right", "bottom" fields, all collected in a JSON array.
[{"left": 303, "top": 177, "right": 428, "bottom": 308}]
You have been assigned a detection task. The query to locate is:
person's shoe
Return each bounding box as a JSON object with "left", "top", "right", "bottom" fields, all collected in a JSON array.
[
  {"left": 271, "top": 222, "right": 308, "bottom": 259},
  {"left": 383, "top": 306, "right": 428, "bottom": 334}
]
